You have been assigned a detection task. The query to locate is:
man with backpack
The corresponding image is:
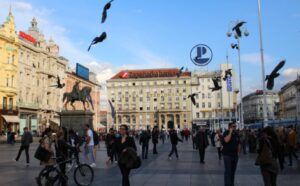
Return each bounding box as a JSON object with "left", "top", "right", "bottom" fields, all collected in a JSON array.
[
  {"left": 139, "top": 130, "right": 151, "bottom": 159},
  {"left": 83, "top": 124, "right": 96, "bottom": 167},
  {"left": 14, "top": 127, "right": 33, "bottom": 165}
]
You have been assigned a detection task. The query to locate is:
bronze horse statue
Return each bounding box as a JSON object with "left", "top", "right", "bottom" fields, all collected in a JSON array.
[{"left": 63, "top": 83, "right": 94, "bottom": 111}]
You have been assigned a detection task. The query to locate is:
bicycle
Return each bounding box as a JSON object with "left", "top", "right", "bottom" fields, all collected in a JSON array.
[{"left": 36, "top": 147, "right": 94, "bottom": 186}]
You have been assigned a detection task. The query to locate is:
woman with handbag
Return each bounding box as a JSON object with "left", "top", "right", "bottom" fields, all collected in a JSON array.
[
  {"left": 40, "top": 128, "right": 55, "bottom": 166},
  {"left": 257, "top": 127, "right": 280, "bottom": 186},
  {"left": 107, "top": 124, "right": 137, "bottom": 186}
]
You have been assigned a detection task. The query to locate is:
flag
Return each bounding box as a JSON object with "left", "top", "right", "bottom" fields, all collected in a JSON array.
[
  {"left": 109, "top": 100, "right": 116, "bottom": 121},
  {"left": 226, "top": 76, "right": 232, "bottom": 92}
]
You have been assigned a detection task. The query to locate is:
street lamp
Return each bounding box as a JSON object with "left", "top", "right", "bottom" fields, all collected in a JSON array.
[
  {"left": 257, "top": 0, "right": 268, "bottom": 127},
  {"left": 227, "top": 21, "right": 249, "bottom": 129}
]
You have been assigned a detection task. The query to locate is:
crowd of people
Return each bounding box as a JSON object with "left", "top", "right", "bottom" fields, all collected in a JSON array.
[{"left": 10, "top": 122, "right": 300, "bottom": 186}]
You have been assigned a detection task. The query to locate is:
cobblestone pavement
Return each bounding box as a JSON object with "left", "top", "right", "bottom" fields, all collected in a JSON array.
[{"left": 0, "top": 139, "right": 299, "bottom": 186}]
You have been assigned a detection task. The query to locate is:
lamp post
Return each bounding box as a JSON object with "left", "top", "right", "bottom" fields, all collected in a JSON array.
[
  {"left": 257, "top": 0, "right": 268, "bottom": 127},
  {"left": 227, "top": 22, "right": 249, "bottom": 129}
]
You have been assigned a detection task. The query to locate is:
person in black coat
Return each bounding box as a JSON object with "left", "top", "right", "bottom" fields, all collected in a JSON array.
[
  {"left": 105, "top": 128, "right": 116, "bottom": 162},
  {"left": 168, "top": 128, "right": 183, "bottom": 160},
  {"left": 152, "top": 126, "right": 159, "bottom": 154},
  {"left": 195, "top": 127, "right": 209, "bottom": 164},
  {"left": 139, "top": 130, "right": 151, "bottom": 159},
  {"left": 107, "top": 125, "right": 137, "bottom": 186}
]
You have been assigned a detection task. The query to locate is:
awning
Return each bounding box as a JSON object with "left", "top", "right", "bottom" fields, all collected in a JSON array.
[
  {"left": 49, "top": 118, "right": 60, "bottom": 126},
  {"left": 1, "top": 115, "right": 19, "bottom": 123}
]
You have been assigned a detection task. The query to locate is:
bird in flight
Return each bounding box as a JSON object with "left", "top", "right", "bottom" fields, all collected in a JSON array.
[
  {"left": 102, "top": 0, "right": 114, "bottom": 24},
  {"left": 50, "top": 76, "right": 65, "bottom": 89},
  {"left": 223, "top": 69, "right": 232, "bottom": 81},
  {"left": 209, "top": 76, "right": 222, "bottom": 92},
  {"left": 177, "top": 67, "right": 184, "bottom": 77},
  {"left": 87, "top": 32, "right": 107, "bottom": 51},
  {"left": 188, "top": 92, "right": 201, "bottom": 106},
  {"left": 232, "top": 21, "right": 246, "bottom": 38},
  {"left": 265, "top": 60, "right": 285, "bottom": 90}
]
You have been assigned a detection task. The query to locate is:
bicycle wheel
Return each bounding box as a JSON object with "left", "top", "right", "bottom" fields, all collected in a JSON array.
[
  {"left": 37, "top": 166, "right": 60, "bottom": 186},
  {"left": 73, "top": 164, "right": 94, "bottom": 186}
]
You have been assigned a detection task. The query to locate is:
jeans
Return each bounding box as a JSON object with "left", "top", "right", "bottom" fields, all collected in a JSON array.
[
  {"left": 119, "top": 163, "right": 131, "bottom": 186},
  {"left": 16, "top": 145, "right": 30, "bottom": 163},
  {"left": 199, "top": 148, "right": 205, "bottom": 162},
  {"left": 142, "top": 144, "right": 149, "bottom": 159},
  {"left": 84, "top": 146, "right": 95, "bottom": 164},
  {"left": 260, "top": 167, "right": 277, "bottom": 186},
  {"left": 223, "top": 155, "right": 239, "bottom": 186},
  {"left": 288, "top": 147, "right": 298, "bottom": 166},
  {"left": 217, "top": 147, "right": 222, "bottom": 160},
  {"left": 153, "top": 143, "right": 158, "bottom": 154},
  {"left": 168, "top": 144, "right": 178, "bottom": 158}
]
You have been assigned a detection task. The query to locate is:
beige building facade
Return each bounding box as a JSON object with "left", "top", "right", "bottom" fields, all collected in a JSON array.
[
  {"left": 191, "top": 64, "right": 237, "bottom": 130},
  {"left": 17, "top": 17, "right": 68, "bottom": 134},
  {"left": 107, "top": 69, "right": 192, "bottom": 130}
]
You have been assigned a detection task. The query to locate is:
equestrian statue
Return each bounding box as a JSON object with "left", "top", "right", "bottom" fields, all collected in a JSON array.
[{"left": 63, "top": 81, "right": 94, "bottom": 111}]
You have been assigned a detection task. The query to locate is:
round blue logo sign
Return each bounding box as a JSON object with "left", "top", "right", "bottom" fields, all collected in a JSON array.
[{"left": 190, "top": 44, "right": 213, "bottom": 66}]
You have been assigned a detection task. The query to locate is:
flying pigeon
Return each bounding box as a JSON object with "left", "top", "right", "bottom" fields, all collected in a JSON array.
[
  {"left": 223, "top": 69, "right": 232, "bottom": 81},
  {"left": 265, "top": 60, "right": 286, "bottom": 90},
  {"left": 50, "top": 76, "right": 65, "bottom": 89},
  {"left": 188, "top": 92, "right": 201, "bottom": 106},
  {"left": 176, "top": 67, "right": 184, "bottom": 77},
  {"left": 209, "top": 76, "right": 222, "bottom": 92},
  {"left": 101, "top": 0, "right": 114, "bottom": 23},
  {"left": 231, "top": 43, "right": 239, "bottom": 50},
  {"left": 232, "top": 21, "right": 246, "bottom": 38},
  {"left": 87, "top": 32, "right": 107, "bottom": 51}
]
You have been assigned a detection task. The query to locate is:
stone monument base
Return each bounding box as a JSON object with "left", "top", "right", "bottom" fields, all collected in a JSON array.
[{"left": 59, "top": 110, "right": 94, "bottom": 136}]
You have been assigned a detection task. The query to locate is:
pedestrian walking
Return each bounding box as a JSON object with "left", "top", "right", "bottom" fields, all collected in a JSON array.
[
  {"left": 222, "top": 122, "right": 240, "bottom": 186},
  {"left": 14, "top": 127, "right": 33, "bottom": 165},
  {"left": 54, "top": 127, "right": 69, "bottom": 186},
  {"left": 168, "top": 128, "right": 183, "bottom": 160},
  {"left": 107, "top": 124, "right": 137, "bottom": 186},
  {"left": 152, "top": 126, "right": 159, "bottom": 154},
  {"left": 195, "top": 127, "right": 209, "bottom": 164},
  {"left": 276, "top": 127, "right": 286, "bottom": 170},
  {"left": 139, "top": 130, "right": 151, "bottom": 159},
  {"left": 105, "top": 128, "right": 116, "bottom": 162},
  {"left": 240, "top": 129, "right": 248, "bottom": 154},
  {"left": 256, "top": 126, "right": 280, "bottom": 186},
  {"left": 83, "top": 124, "right": 96, "bottom": 167},
  {"left": 215, "top": 129, "right": 223, "bottom": 160},
  {"left": 287, "top": 126, "right": 298, "bottom": 166}
]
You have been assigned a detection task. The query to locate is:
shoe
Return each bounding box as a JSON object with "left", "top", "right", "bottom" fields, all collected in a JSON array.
[
  {"left": 13, "top": 158, "right": 17, "bottom": 162},
  {"left": 200, "top": 161, "right": 205, "bottom": 164},
  {"left": 168, "top": 156, "right": 172, "bottom": 160},
  {"left": 90, "top": 163, "right": 96, "bottom": 168},
  {"left": 26, "top": 163, "right": 30, "bottom": 167}
]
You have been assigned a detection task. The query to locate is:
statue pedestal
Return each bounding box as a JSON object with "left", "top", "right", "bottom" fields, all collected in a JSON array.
[{"left": 59, "top": 110, "right": 94, "bottom": 136}]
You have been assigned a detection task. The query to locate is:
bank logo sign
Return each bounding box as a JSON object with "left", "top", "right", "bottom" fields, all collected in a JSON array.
[{"left": 190, "top": 44, "right": 213, "bottom": 66}]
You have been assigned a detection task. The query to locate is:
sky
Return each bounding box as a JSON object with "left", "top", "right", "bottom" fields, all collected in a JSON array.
[{"left": 1, "top": 0, "right": 300, "bottom": 108}]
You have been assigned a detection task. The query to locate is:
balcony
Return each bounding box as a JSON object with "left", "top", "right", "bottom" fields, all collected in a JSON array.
[
  {"left": 0, "top": 105, "right": 18, "bottom": 115},
  {"left": 17, "top": 101, "right": 39, "bottom": 110}
]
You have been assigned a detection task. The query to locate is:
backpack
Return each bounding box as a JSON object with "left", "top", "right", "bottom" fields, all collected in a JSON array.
[
  {"left": 93, "top": 130, "right": 99, "bottom": 146},
  {"left": 119, "top": 147, "right": 141, "bottom": 169}
]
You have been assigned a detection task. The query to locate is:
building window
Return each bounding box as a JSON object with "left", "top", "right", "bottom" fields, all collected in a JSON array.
[
  {"left": 175, "top": 97, "right": 179, "bottom": 101},
  {"left": 140, "top": 107, "right": 143, "bottom": 111},
  {"left": 125, "top": 97, "right": 129, "bottom": 102},
  {"left": 175, "top": 103, "right": 179, "bottom": 109},
  {"left": 3, "top": 97, "right": 7, "bottom": 110},
  {"left": 168, "top": 97, "right": 172, "bottom": 102},
  {"left": 139, "top": 97, "right": 143, "bottom": 102},
  {"left": 154, "top": 106, "right": 157, "bottom": 110},
  {"left": 208, "top": 93, "right": 211, "bottom": 99},
  {"left": 147, "top": 106, "right": 150, "bottom": 111},
  {"left": 160, "top": 103, "right": 165, "bottom": 110},
  {"left": 184, "top": 80, "right": 186, "bottom": 84},
  {"left": 147, "top": 97, "right": 150, "bottom": 102},
  {"left": 168, "top": 103, "right": 172, "bottom": 109},
  {"left": 8, "top": 98, "right": 13, "bottom": 110},
  {"left": 196, "top": 103, "right": 199, "bottom": 108},
  {"left": 7, "top": 56, "right": 10, "bottom": 64},
  {"left": 133, "top": 83, "right": 135, "bottom": 86},
  {"left": 202, "top": 112, "right": 206, "bottom": 118},
  {"left": 208, "top": 102, "right": 212, "bottom": 108},
  {"left": 11, "top": 76, "right": 14, "bottom": 87},
  {"left": 202, "top": 102, "right": 205, "bottom": 108},
  {"left": 202, "top": 93, "right": 205, "bottom": 99},
  {"left": 161, "top": 96, "right": 164, "bottom": 101},
  {"left": 196, "top": 112, "right": 200, "bottom": 118},
  {"left": 154, "top": 98, "right": 157, "bottom": 102},
  {"left": 168, "top": 81, "right": 171, "bottom": 85},
  {"left": 183, "top": 88, "right": 186, "bottom": 93},
  {"left": 6, "top": 77, "right": 9, "bottom": 87}
]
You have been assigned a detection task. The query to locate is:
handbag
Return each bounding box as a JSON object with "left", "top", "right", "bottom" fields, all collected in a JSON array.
[
  {"left": 34, "top": 138, "right": 51, "bottom": 162},
  {"left": 255, "top": 139, "right": 273, "bottom": 166},
  {"left": 119, "top": 147, "right": 142, "bottom": 169}
]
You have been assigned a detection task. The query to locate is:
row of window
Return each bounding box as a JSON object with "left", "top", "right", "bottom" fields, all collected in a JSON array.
[
  {"left": 110, "top": 80, "right": 188, "bottom": 87},
  {"left": 2, "top": 97, "right": 13, "bottom": 110},
  {"left": 195, "top": 111, "right": 235, "bottom": 118}
]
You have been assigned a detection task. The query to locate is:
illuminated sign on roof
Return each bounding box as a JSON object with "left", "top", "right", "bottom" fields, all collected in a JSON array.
[{"left": 19, "top": 31, "right": 36, "bottom": 44}]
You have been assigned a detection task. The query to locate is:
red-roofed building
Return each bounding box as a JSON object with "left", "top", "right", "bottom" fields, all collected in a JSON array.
[{"left": 107, "top": 68, "right": 192, "bottom": 130}]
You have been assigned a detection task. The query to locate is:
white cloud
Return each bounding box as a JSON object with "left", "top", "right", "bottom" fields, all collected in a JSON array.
[
  {"left": 241, "top": 53, "right": 275, "bottom": 65},
  {"left": 282, "top": 68, "right": 300, "bottom": 80},
  {"left": 14, "top": 2, "right": 32, "bottom": 11}
]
